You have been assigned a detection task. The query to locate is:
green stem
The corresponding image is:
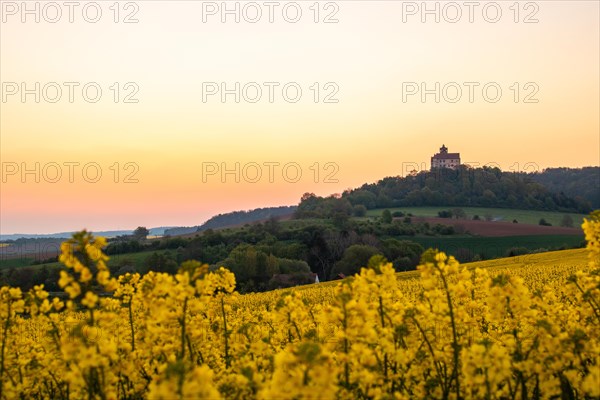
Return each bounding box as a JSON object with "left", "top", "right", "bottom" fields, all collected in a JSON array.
[
  {"left": 342, "top": 301, "right": 349, "bottom": 387},
  {"left": 411, "top": 316, "right": 445, "bottom": 393},
  {"left": 128, "top": 301, "right": 135, "bottom": 352},
  {"left": 179, "top": 298, "right": 188, "bottom": 361},
  {"left": 221, "top": 296, "right": 230, "bottom": 368},
  {"left": 378, "top": 296, "right": 388, "bottom": 380}
]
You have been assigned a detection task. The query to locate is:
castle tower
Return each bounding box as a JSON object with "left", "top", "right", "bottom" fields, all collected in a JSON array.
[{"left": 431, "top": 145, "right": 460, "bottom": 170}]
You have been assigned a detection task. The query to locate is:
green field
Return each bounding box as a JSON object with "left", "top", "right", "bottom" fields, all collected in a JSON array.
[
  {"left": 405, "top": 234, "right": 583, "bottom": 260},
  {"left": 0, "top": 249, "right": 174, "bottom": 271},
  {"left": 0, "top": 257, "right": 35, "bottom": 269},
  {"left": 367, "top": 206, "right": 587, "bottom": 226},
  {"left": 105, "top": 249, "right": 176, "bottom": 270}
]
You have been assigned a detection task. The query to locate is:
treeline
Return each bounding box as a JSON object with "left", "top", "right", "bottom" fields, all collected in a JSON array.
[
  {"left": 0, "top": 237, "right": 65, "bottom": 246},
  {"left": 526, "top": 167, "right": 600, "bottom": 209},
  {"left": 299, "top": 166, "right": 592, "bottom": 215},
  {"left": 164, "top": 206, "right": 297, "bottom": 236}
]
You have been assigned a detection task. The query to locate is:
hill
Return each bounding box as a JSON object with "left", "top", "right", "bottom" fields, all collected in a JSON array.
[
  {"left": 296, "top": 166, "right": 594, "bottom": 220},
  {"left": 164, "top": 206, "right": 297, "bottom": 236},
  {"left": 0, "top": 227, "right": 174, "bottom": 241}
]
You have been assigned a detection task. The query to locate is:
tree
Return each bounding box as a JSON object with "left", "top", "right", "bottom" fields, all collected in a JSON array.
[
  {"left": 264, "top": 216, "right": 281, "bottom": 235},
  {"left": 221, "top": 244, "right": 259, "bottom": 283},
  {"left": 451, "top": 208, "right": 466, "bottom": 219},
  {"left": 352, "top": 205, "right": 367, "bottom": 217},
  {"left": 438, "top": 210, "right": 453, "bottom": 218},
  {"left": 346, "top": 190, "right": 377, "bottom": 209},
  {"left": 481, "top": 189, "right": 496, "bottom": 206},
  {"left": 144, "top": 252, "right": 178, "bottom": 274},
  {"left": 278, "top": 258, "right": 310, "bottom": 274},
  {"left": 560, "top": 215, "right": 574, "bottom": 228},
  {"left": 539, "top": 218, "right": 552, "bottom": 226},
  {"left": 367, "top": 254, "right": 389, "bottom": 273},
  {"left": 133, "top": 226, "right": 150, "bottom": 240},
  {"left": 331, "top": 245, "right": 381, "bottom": 277},
  {"left": 381, "top": 239, "right": 424, "bottom": 265},
  {"left": 381, "top": 209, "right": 392, "bottom": 224}
]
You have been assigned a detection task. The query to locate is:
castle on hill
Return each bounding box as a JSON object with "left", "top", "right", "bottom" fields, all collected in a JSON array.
[{"left": 431, "top": 145, "right": 460, "bottom": 170}]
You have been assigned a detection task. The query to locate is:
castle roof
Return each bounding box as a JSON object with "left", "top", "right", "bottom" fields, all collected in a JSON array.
[{"left": 432, "top": 153, "right": 460, "bottom": 160}]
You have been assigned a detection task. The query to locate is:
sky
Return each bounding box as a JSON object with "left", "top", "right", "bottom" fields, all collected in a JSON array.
[{"left": 1, "top": 0, "right": 599, "bottom": 234}]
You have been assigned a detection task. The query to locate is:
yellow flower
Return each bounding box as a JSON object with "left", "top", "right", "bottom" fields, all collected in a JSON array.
[
  {"left": 65, "top": 282, "right": 81, "bottom": 299},
  {"left": 81, "top": 291, "right": 99, "bottom": 309},
  {"left": 58, "top": 271, "right": 73, "bottom": 289},
  {"left": 79, "top": 267, "right": 93, "bottom": 283}
]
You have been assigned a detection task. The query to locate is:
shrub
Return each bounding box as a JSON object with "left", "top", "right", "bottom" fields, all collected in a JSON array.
[
  {"left": 352, "top": 205, "right": 367, "bottom": 217},
  {"left": 506, "top": 247, "right": 530, "bottom": 257},
  {"left": 437, "top": 210, "right": 453, "bottom": 218}
]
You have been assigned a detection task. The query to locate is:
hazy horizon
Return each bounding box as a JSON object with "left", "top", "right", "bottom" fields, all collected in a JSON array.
[{"left": 2, "top": 163, "right": 598, "bottom": 236}]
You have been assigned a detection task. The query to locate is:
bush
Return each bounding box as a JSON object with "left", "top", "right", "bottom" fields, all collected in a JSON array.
[
  {"left": 278, "top": 258, "right": 311, "bottom": 274},
  {"left": 451, "top": 208, "right": 466, "bottom": 219},
  {"left": 438, "top": 210, "right": 453, "bottom": 218},
  {"left": 367, "top": 255, "right": 389, "bottom": 272},
  {"left": 392, "top": 211, "right": 405, "bottom": 218},
  {"left": 434, "top": 224, "right": 455, "bottom": 235},
  {"left": 455, "top": 248, "right": 474, "bottom": 263},
  {"left": 393, "top": 256, "right": 413, "bottom": 271},
  {"left": 530, "top": 248, "right": 549, "bottom": 254},
  {"left": 331, "top": 245, "right": 381, "bottom": 277},
  {"left": 381, "top": 239, "right": 424, "bottom": 264},
  {"left": 352, "top": 205, "right": 367, "bottom": 217},
  {"left": 539, "top": 218, "right": 552, "bottom": 226},
  {"left": 506, "top": 247, "right": 530, "bottom": 257},
  {"left": 267, "top": 272, "right": 316, "bottom": 290},
  {"left": 144, "top": 252, "right": 178, "bottom": 274},
  {"left": 381, "top": 210, "right": 393, "bottom": 224}
]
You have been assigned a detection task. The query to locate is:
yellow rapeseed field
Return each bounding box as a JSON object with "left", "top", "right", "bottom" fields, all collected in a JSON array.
[{"left": 1, "top": 213, "right": 599, "bottom": 399}]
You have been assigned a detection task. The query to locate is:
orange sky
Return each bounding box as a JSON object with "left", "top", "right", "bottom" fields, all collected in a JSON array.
[{"left": 1, "top": 1, "right": 599, "bottom": 233}]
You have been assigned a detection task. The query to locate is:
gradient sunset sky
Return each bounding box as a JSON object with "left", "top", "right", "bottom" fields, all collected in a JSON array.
[{"left": 1, "top": 0, "right": 599, "bottom": 234}]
